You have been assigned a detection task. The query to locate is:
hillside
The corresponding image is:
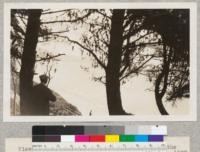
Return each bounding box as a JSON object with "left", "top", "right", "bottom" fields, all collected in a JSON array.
[{"left": 10, "top": 72, "right": 82, "bottom": 116}]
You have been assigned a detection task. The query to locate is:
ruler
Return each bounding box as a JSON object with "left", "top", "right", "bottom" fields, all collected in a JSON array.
[
  {"left": 32, "top": 137, "right": 189, "bottom": 152},
  {"left": 32, "top": 142, "right": 167, "bottom": 151}
]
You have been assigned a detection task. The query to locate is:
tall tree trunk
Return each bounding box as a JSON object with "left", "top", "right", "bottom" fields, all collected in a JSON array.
[
  {"left": 154, "top": 45, "right": 172, "bottom": 115},
  {"left": 106, "top": 10, "right": 127, "bottom": 115},
  {"left": 20, "top": 10, "right": 42, "bottom": 115}
]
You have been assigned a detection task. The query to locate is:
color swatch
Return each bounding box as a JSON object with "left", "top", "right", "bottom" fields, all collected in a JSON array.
[
  {"left": 33, "top": 125, "right": 167, "bottom": 135},
  {"left": 105, "top": 135, "right": 119, "bottom": 142},
  {"left": 32, "top": 135, "right": 164, "bottom": 142},
  {"left": 32, "top": 126, "right": 166, "bottom": 142}
]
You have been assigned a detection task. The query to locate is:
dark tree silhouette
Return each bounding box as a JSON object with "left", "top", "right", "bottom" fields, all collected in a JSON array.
[
  {"left": 11, "top": 9, "right": 91, "bottom": 115},
  {"left": 19, "top": 9, "right": 42, "bottom": 115},
  {"left": 106, "top": 10, "right": 127, "bottom": 114},
  {"left": 138, "top": 9, "right": 190, "bottom": 115},
  {"left": 156, "top": 10, "right": 189, "bottom": 115},
  {"left": 58, "top": 9, "right": 157, "bottom": 115},
  {"left": 154, "top": 45, "right": 172, "bottom": 115}
]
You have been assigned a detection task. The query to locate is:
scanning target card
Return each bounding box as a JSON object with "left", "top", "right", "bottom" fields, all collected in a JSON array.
[{"left": 3, "top": 2, "right": 197, "bottom": 122}]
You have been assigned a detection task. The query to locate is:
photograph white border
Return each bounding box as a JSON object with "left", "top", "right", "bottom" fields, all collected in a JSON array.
[{"left": 3, "top": 2, "right": 197, "bottom": 122}]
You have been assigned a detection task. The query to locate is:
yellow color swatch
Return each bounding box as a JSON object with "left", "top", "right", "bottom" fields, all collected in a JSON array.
[{"left": 105, "top": 135, "right": 119, "bottom": 142}]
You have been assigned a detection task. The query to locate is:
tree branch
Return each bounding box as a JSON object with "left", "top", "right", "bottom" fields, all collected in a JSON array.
[
  {"left": 36, "top": 53, "right": 66, "bottom": 61},
  {"left": 39, "top": 30, "right": 69, "bottom": 37},
  {"left": 133, "top": 31, "right": 155, "bottom": 43},
  {"left": 123, "top": 26, "right": 144, "bottom": 40},
  {"left": 120, "top": 56, "right": 154, "bottom": 81},
  {"left": 41, "top": 12, "right": 91, "bottom": 24},
  {"left": 52, "top": 34, "right": 106, "bottom": 70},
  {"left": 95, "top": 10, "right": 111, "bottom": 20},
  {"left": 129, "top": 41, "right": 163, "bottom": 49},
  {"left": 120, "top": 65, "right": 129, "bottom": 77},
  {"left": 93, "top": 76, "right": 106, "bottom": 84}
]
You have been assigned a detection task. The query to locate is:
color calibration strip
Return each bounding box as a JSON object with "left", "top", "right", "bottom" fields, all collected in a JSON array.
[
  {"left": 32, "top": 125, "right": 167, "bottom": 135},
  {"left": 32, "top": 135, "right": 164, "bottom": 142}
]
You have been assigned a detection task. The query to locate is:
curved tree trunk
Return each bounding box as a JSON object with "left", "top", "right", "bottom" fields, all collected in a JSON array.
[
  {"left": 154, "top": 45, "right": 172, "bottom": 115},
  {"left": 155, "top": 95, "right": 169, "bottom": 115},
  {"left": 155, "top": 73, "right": 169, "bottom": 115},
  {"left": 20, "top": 10, "right": 42, "bottom": 115},
  {"left": 106, "top": 9, "right": 128, "bottom": 115}
]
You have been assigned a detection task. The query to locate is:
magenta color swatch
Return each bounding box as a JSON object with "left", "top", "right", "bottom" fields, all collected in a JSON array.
[{"left": 75, "top": 135, "right": 90, "bottom": 142}]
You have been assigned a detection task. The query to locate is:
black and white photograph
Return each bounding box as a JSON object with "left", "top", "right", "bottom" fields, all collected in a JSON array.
[{"left": 3, "top": 3, "right": 197, "bottom": 121}]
